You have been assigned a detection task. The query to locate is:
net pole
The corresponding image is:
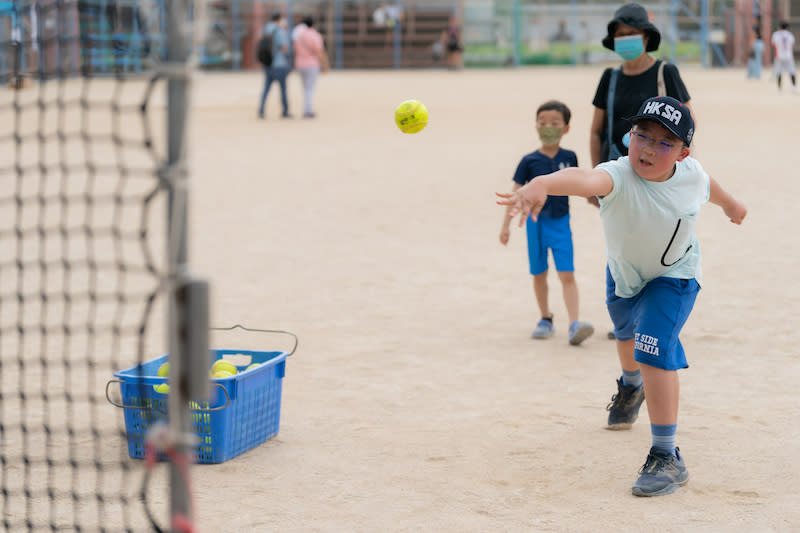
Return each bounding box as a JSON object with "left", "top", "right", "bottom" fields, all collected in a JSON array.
[
  {"left": 334, "top": 0, "right": 342, "bottom": 69},
  {"left": 392, "top": 0, "right": 401, "bottom": 69},
  {"left": 512, "top": 0, "right": 521, "bottom": 67},
  {"left": 670, "top": 0, "right": 678, "bottom": 63},
  {"left": 165, "top": 0, "right": 193, "bottom": 527},
  {"left": 569, "top": 0, "right": 577, "bottom": 65},
  {"left": 701, "top": 0, "right": 709, "bottom": 67},
  {"left": 232, "top": 0, "right": 240, "bottom": 70}
]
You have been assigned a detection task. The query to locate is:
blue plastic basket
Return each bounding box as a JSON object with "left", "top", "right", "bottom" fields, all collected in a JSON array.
[{"left": 110, "top": 349, "right": 287, "bottom": 464}]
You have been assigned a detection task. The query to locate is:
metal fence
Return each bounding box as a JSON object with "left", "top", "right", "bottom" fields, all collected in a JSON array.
[
  {"left": 3, "top": 0, "right": 797, "bottom": 78},
  {"left": 463, "top": 0, "right": 734, "bottom": 68}
]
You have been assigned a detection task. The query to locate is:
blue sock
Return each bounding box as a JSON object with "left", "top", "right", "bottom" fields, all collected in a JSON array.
[
  {"left": 651, "top": 424, "right": 677, "bottom": 454},
  {"left": 621, "top": 369, "right": 642, "bottom": 388}
]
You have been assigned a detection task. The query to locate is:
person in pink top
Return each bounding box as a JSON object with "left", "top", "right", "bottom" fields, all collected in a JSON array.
[{"left": 293, "top": 15, "right": 330, "bottom": 118}]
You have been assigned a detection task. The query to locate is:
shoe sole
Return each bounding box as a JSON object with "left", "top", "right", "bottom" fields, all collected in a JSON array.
[
  {"left": 605, "top": 422, "right": 634, "bottom": 430},
  {"left": 632, "top": 476, "right": 689, "bottom": 497},
  {"left": 531, "top": 328, "right": 554, "bottom": 339},
  {"left": 569, "top": 324, "right": 594, "bottom": 346}
]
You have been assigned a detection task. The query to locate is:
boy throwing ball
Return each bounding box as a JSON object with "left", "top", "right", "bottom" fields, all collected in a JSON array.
[{"left": 497, "top": 96, "right": 747, "bottom": 496}]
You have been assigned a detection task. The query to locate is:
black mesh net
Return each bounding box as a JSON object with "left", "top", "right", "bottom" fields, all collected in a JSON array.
[{"left": 1, "top": 1, "right": 170, "bottom": 530}]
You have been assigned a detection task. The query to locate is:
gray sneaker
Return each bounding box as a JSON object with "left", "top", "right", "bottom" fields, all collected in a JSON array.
[
  {"left": 568, "top": 321, "right": 594, "bottom": 345},
  {"left": 605, "top": 378, "right": 645, "bottom": 429},
  {"left": 531, "top": 317, "right": 554, "bottom": 339},
  {"left": 632, "top": 447, "right": 689, "bottom": 497}
]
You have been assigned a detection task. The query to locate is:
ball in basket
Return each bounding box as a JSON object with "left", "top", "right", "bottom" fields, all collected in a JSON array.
[
  {"left": 394, "top": 100, "right": 428, "bottom": 134},
  {"left": 210, "top": 360, "right": 237, "bottom": 376}
]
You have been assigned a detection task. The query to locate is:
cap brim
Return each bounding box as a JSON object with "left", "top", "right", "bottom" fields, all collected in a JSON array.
[{"left": 629, "top": 115, "right": 689, "bottom": 145}]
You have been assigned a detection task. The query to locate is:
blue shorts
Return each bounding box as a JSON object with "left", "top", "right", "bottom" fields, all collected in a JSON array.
[
  {"left": 605, "top": 267, "right": 700, "bottom": 371},
  {"left": 525, "top": 214, "right": 574, "bottom": 276}
]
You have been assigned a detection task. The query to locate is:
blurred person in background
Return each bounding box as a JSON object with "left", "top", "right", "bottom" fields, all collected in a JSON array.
[
  {"left": 258, "top": 11, "right": 292, "bottom": 119},
  {"left": 747, "top": 25, "right": 764, "bottom": 79},
  {"left": 771, "top": 21, "right": 798, "bottom": 92},
  {"left": 293, "top": 15, "right": 329, "bottom": 119},
  {"left": 440, "top": 15, "right": 464, "bottom": 70}
]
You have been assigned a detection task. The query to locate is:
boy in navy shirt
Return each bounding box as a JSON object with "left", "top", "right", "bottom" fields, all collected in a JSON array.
[{"left": 499, "top": 100, "right": 594, "bottom": 345}]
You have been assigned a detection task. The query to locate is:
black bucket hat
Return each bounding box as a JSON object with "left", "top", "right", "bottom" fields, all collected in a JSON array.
[{"left": 602, "top": 3, "right": 661, "bottom": 52}]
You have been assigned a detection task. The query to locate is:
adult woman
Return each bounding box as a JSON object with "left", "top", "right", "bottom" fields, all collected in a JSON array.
[
  {"left": 293, "top": 15, "right": 329, "bottom": 119},
  {"left": 589, "top": 3, "right": 693, "bottom": 173}
]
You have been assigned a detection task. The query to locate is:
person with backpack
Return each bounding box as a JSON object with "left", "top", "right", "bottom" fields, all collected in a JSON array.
[
  {"left": 590, "top": 3, "right": 694, "bottom": 173},
  {"left": 257, "top": 12, "right": 292, "bottom": 120}
]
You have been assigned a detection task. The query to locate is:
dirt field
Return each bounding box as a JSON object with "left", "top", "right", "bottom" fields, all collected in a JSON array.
[
  {"left": 176, "top": 66, "right": 800, "bottom": 532},
  {"left": 4, "top": 64, "right": 799, "bottom": 532}
]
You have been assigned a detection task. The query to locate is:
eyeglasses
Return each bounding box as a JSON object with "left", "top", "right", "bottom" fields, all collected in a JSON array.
[{"left": 629, "top": 131, "right": 677, "bottom": 155}]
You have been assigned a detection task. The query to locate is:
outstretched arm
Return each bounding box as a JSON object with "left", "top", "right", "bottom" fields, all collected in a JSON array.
[
  {"left": 496, "top": 168, "right": 613, "bottom": 227},
  {"left": 708, "top": 176, "right": 747, "bottom": 224}
]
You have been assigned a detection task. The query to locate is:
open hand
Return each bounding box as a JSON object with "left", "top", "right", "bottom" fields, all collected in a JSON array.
[{"left": 496, "top": 187, "right": 545, "bottom": 227}]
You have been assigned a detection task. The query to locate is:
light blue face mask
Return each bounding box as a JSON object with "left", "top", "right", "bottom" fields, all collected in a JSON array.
[{"left": 614, "top": 35, "right": 645, "bottom": 61}]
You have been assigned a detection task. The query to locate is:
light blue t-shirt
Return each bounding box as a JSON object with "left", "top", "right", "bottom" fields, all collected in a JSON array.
[
  {"left": 596, "top": 156, "right": 710, "bottom": 298},
  {"left": 262, "top": 22, "right": 290, "bottom": 68}
]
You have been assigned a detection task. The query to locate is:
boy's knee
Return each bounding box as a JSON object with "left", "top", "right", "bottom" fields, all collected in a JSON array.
[{"left": 557, "top": 271, "right": 576, "bottom": 284}]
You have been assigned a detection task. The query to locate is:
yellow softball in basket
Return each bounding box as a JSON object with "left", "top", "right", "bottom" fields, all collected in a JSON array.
[{"left": 210, "top": 360, "right": 237, "bottom": 376}]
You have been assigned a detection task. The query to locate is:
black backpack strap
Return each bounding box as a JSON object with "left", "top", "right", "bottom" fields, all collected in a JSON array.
[{"left": 606, "top": 67, "right": 620, "bottom": 144}]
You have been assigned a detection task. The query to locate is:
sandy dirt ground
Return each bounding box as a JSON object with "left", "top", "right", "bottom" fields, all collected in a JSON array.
[
  {"left": 4, "top": 65, "right": 800, "bottom": 532},
  {"left": 174, "top": 66, "right": 800, "bottom": 532}
]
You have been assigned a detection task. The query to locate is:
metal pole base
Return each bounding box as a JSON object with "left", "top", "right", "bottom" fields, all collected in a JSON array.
[{"left": 8, "top": 75, "right": 30, "bottom": 90}]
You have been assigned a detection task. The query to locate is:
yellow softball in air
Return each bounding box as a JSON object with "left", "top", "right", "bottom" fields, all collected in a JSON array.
[{"left": 394, "top": 99, "right": 428, "bottom": 134}]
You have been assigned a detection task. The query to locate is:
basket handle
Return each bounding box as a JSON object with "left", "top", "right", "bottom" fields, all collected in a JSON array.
[
  {"left": 105, "top": 380, "right": 231, "bottom": 412},
  {"left": 209, "top": 324, "right": 298, "bottom": 356}
]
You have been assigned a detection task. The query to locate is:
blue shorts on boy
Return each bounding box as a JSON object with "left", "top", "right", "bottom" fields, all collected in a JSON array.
[
  {"left": 605, "top": 267, "right": 699, "bottom": 370},
  {"left": 513, "top": 148, "right": 578, "bottom": 276},
  {"left": 526, "top": 214, "right": 574, "bottom": 275}
]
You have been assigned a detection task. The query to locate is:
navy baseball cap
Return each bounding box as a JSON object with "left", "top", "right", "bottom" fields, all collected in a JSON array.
[{"left": 628, "top": 96, "right": 694, "bottom": 146}]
